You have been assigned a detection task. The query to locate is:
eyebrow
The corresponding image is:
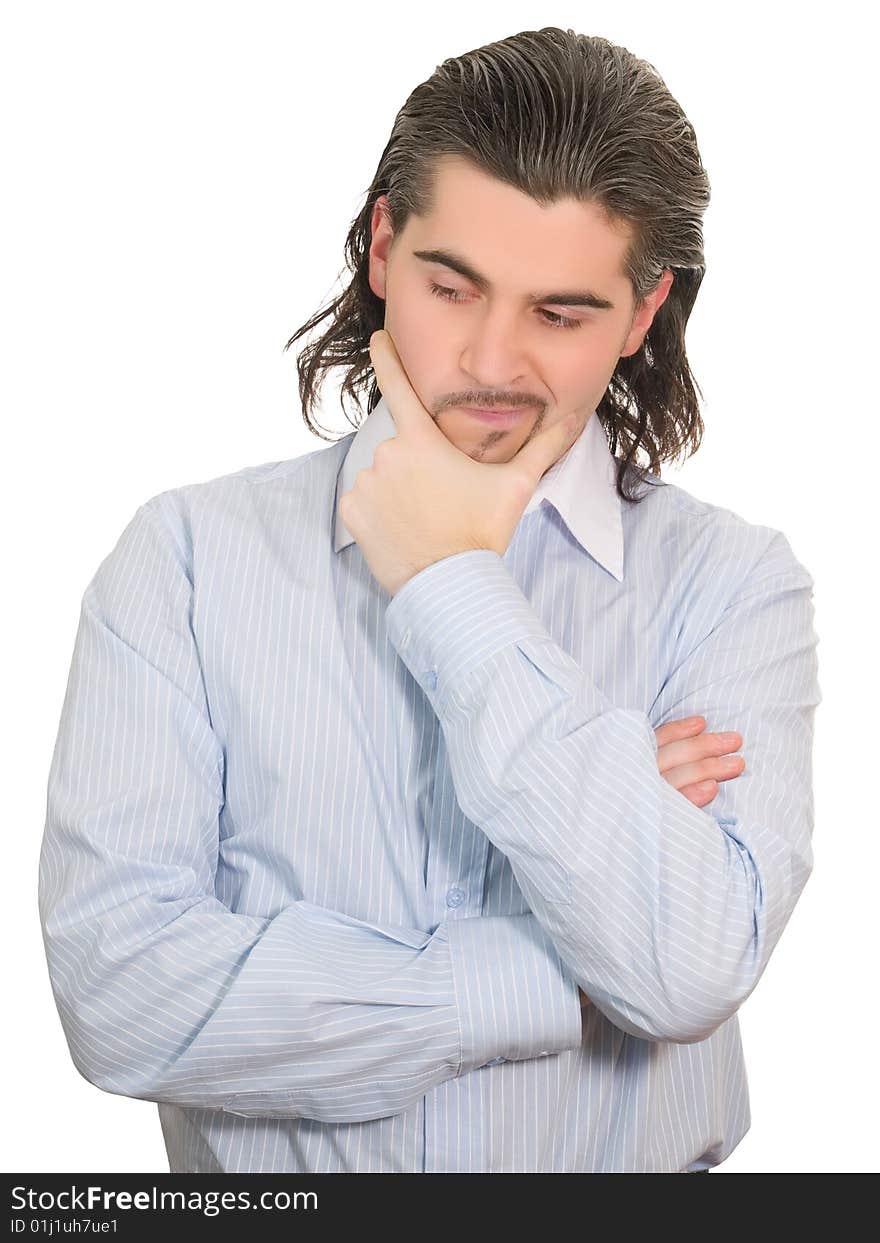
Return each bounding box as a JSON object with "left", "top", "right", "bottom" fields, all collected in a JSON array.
[{"left": 412, "top": 247, "right": 616, "bottom": 311}]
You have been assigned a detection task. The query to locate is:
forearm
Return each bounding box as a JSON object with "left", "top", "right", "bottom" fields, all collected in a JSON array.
[
  {"left": 386, "top": 545, "right": 819, "bottom": 1043},
  {"left": 433, "top": 634, "right": 758, "bottom": 1042}
]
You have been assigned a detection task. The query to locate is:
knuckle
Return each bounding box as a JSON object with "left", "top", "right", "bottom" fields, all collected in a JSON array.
[{"left": 715, "top": 731, "right": 742, "bottom": 751}]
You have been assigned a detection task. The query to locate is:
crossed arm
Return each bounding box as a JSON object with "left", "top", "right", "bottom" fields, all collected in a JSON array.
[
  {"left": 383, "top": 534, "right": 820, "bottom": 1043},
  {"left": 578, "top": 713, "right": 748, "bottom": 1008}
]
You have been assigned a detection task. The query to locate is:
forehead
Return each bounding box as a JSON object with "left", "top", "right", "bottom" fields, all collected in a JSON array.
[{"left": 410, "top": 154, "right": 633, "bottom": 288}]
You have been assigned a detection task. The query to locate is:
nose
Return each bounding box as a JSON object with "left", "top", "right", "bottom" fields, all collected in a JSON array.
[{"left": 458, "top": 307, "right": 530, "bottom": 394}]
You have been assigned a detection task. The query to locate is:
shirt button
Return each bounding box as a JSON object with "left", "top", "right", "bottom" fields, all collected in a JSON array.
[
  {"left": 445, "top": 887, "right": 465, "bottom": 908},
  {"left": 400, "top": 628, "right": 411, "bottom": 651},
  {"left": 424, "top": 670, "right": 438, "bottom": 690},
  {"left": 486, "top": 1056, "right": 506, "bottom": 1066}
]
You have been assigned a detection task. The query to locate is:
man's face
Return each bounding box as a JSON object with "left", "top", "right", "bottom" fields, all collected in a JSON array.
[{"left": 367, "top": 153, "right": 672, "bottom": 463}]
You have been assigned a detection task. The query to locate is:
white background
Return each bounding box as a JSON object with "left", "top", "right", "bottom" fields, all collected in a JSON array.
[{"left": 3, "top": 0, "right": 877, "bottom": 1173}]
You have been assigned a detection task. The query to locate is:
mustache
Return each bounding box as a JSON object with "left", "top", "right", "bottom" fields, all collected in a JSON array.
[{"left": 438, "top": 398, "right": 545, "bottom": 414}]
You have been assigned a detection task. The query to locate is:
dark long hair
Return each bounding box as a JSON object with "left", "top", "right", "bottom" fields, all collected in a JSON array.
[{"left": 284, "top": 27, "right": 711, "bottom": 503}]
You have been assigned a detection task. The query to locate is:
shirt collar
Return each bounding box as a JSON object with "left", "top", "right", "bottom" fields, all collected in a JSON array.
[{"left": 333, "top": 394, "right": 624, "bottom": 581}]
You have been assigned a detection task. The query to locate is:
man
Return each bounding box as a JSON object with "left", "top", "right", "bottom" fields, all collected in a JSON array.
[{"left": 38, "top": 29, "right": 820, "bottom": 1173}]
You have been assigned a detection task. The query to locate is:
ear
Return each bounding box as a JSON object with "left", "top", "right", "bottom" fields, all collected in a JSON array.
[
  {"left": 619, "top": 268, "right": 675, "bottom": 359},
  {"left": 367, "top": 195, "right": 395, "bottom": 302}
]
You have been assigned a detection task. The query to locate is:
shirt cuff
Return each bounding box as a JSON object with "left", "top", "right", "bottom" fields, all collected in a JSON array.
[
  {"left": 444, "top": 913, "right": 583, "bottom": 1075},
  {"left": 385, "top": 550, "right": 551, "bottom": 709}
]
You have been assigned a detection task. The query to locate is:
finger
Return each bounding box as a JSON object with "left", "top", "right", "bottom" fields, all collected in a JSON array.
[
  {"left": 679, "top": 780, "right": 718, "bottom": 808},
  {"left": 654, "top": 716, "right": 705, "bottom": 747},
  {"left": 663, "top": 754, "right": 745, "bottom": 788},
  {"left": 368, "top": 330, "right": 435, "bottom": 440},
  {"left": 655, "top": 729, "right": 743, "bottom": 776},
  {"left": 654, "top": 719, "right": 709, "bottom": 772},
  {"left": 510, "top": 407, "right": 587, "bottom": 487}
]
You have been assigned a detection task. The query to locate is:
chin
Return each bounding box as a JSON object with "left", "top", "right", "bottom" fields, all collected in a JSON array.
[{"left": 457, "top": 438, "right": 517, "bottom": 464}]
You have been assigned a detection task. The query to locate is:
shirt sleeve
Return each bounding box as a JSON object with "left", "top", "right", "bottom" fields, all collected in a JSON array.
[
  {"left": 37, "top": 500, "right": 582, "bottom": 1124},
  {"left": 383, "top": 533, "right": 822, "bottom": 1045}
]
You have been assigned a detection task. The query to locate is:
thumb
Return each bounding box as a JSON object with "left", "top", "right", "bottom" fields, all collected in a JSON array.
[{"left": 512, "top": 408, "right": 587, "bottom": 483}]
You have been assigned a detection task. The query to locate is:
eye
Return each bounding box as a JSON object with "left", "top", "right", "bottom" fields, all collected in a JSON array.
[{"left": 427, "top": 281, "right": 583, "bottom": 331}]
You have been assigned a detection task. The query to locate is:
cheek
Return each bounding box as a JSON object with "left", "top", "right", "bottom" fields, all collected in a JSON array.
[
  {"left": 384, "top": 300, "right": 445, "bottom": 390},
  {"left": 391, "top": 329, "right": 432, "bottom": 389},
  {"left": 551, "top": 328, "right": 619, "bottom": 381}
]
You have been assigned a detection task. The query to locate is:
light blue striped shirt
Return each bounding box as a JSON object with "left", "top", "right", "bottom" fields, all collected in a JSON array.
[{"left": 38, "top": 396, "right": 821, "bottom": 1172}]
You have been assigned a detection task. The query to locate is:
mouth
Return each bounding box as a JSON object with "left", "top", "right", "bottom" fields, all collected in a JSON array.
[{"left": 459, "top": 406, "right": 532, "bottom": 428}]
